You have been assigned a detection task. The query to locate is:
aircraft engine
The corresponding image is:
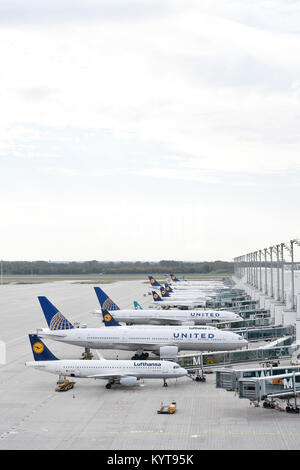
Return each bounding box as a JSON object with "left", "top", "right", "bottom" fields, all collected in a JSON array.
[
  {"left": 120, "top": 376, "right": 137, "bottom": 387},
  {"left": 159, "top": 346, "right": 178, "bottom": 361}
]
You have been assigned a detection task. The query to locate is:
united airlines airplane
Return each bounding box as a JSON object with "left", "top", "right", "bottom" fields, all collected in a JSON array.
[
  {"left": 93, "top": 287, "right": 242, "bottom": 325},
  {"left": 36, "top": 296, "right": 247, "bottom": 360},
  {"left": 26, "top": 334, "right": 187, "bottom": 389}
]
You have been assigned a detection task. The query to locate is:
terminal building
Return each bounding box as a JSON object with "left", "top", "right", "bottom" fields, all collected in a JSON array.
[{"left": 233, "top": 240, "right": 300, "bottom": 362}]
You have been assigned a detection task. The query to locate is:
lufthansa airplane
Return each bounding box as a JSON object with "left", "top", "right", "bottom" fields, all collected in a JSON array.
[
  {"left": 26, "top": 334, "right": 187, "bottom": 389},
  {"left": 148, "top": 276, "right": 219, "bottom": 294},
  {"left": 93, "top": 286, "right": 242, "bottom": 325},
  {"left": 36, "top": 296, "right": 247, "bottom": 360},
  {"left": 151, "top": 291, "right": 209, "bottom": 309},
  {"left": 168, "top": 274, "right": 231, "bottom": 290},
  {"left": 158, "top": 286, "right": 214, "bottom": 301}
]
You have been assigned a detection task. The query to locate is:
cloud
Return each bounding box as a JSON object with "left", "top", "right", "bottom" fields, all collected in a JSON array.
[{"left": 1, "top": 1, "right": 300, "bottom": 259}]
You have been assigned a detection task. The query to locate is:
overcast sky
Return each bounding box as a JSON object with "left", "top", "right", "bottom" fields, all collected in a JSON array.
[{"left": 1, "top": 0, "right": 300, "bottom": 261}]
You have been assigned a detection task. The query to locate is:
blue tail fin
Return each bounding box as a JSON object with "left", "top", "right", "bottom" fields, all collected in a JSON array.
[
  {"left": 148, "top": 276, "right": 161, "bottom": 287},
  {"left": 38, "top": 297, "right": 73, "bottom": 330},
  {"left": 170, "top": 273, "right": 180, "bottom": 282},
  {"left": 94, "top": 287, "right": 120, "bottom": 311},
  {"left": 133, "top": 301, "right": 143, "bottom": 310},
  {"left": 160, "top": 287, "right": 170, "bottom": 297},
  {"left": 102, "top": 310, "right": 121, "bottom": 326},
  {"left": 152, "top": 291, "right": 162, "bottom": 302},
  {"left": 164, "top": 283, "right": 173, "bottom": 293},
  {"left": 29, "top": 334, "right": 58, "bottom": 361}
]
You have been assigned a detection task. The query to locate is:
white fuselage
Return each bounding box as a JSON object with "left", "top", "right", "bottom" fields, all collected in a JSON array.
[
  {"left": 160, "top": 292, "right": 213, "bottom": 300},
  {"left": 152, "top": 298, "right": 207, "bottom": 308},
  {"left": 99, "top": 309, "right": 242, "bottom": 325},
  {"left": 25, "top": 358, "right": 187, "bottom": 380},
  {"left": 37, "top": 325, "right": 247, "bottom": 353}
]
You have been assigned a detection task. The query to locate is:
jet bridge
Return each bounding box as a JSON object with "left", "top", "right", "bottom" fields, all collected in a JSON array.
[
  {"left": 238, "top": 372, "right": 300, "bottom": 413},
  {"left": 216, "top": 365, "right": 300, "bottom": 391},
  {"left": 223, "top": 325, "right": 295, "bottom": 343},
  {"left": 216, "top": 301, "right": 259, "bottom": 311},
  {"left": 214, "top": 318, "right": 272, "bottom": 329},
  {"left": 238, "top": 309, "right": 270, "bottom": 319},
  {"left": 177, "top": 345, "right": 294, "bottom": 370}
]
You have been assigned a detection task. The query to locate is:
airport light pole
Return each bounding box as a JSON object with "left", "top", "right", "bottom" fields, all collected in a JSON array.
[
  {"left": 249, "top": 253, "right": 253, "bottom": 286},
  {"left": 268, "top": 246, "right": 274, "bottom": 298},
  {"left": 259, "top": 249, "right": 262, "bottom": 291},
  {"left": 276, "top": 244, "right": 280, "bottom": 301},
  {"left": 264, "top": 248, "right": 268, "bottom": 295},
  {"left": 246, "top": 253, "right": 249, "bottom": 284},
  {"left": 283, "top": 241, "right": 295, "bottom": 310},
  {"left": 254, "top": 251, "right": 258, "bottom": 288},
  {"left": 283, "top": 239, "right": 300, "bottom": 310},
  {"left": 280, "top": 243, "right": 285, "bottom": 304}
]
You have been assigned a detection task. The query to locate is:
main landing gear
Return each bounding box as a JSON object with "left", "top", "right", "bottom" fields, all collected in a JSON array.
[
  {"left": 163, "top": 379, "right": 168, "bottom": 387},
  {"left": 131, "top": 352, "right": 149, "bottom": 360},
  {"left": 106, "top": 380, "right": 115, "bottom": 390}
]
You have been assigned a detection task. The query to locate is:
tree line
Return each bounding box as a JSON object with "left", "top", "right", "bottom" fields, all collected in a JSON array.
[{"left": 1, "top": 260, "right": 233, "bottom": 275}]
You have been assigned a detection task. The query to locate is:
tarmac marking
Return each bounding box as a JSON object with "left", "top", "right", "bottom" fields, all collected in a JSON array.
[{"left": 78, "top": 429, "right": 300, "bottom": 437}]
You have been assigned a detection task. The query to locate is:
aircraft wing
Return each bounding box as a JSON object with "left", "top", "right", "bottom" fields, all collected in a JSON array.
[{"left": 38, "top": 332, "right": 68, "bottom": 338}]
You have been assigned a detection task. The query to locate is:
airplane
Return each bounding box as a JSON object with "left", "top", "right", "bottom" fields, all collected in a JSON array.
[
  {"left": 169, "top": 274, "right": 231, "bottom": 290},
  {"left": 149, "top": 276, "right": 218, "bottom": 293},
  {"left": 93, "top": 287, "right": 242, "bottom": 326},
  {"left": 151, "top": 291, "right": 208, "bottom": 309},
  {"left": 164, "top": 282, "right": 225, "bottom": 293},
  {"left": 159, "top": 286, "right": 213, "bottom": 301},
  {"left": 36, "top": 296, "right": 248, "bottom": 360},
  {"left": 25, "top": 334, "right": 187, "bottom": 389}
]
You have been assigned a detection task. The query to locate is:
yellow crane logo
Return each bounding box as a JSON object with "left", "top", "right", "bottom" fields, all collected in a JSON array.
[
  {"left": 33, "top": 342, "right": 44, "bottom": 354},
  {"left": 104, "top": 313, "right": 112, "bottom": 322}
]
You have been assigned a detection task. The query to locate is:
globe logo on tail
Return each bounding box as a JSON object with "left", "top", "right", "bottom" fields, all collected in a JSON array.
[
  {"left": 50, "top": 312, "right": 73, "bottom": 330},
  {"left": 103, "top": 299, "right": 118, "bottom": 311}
]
